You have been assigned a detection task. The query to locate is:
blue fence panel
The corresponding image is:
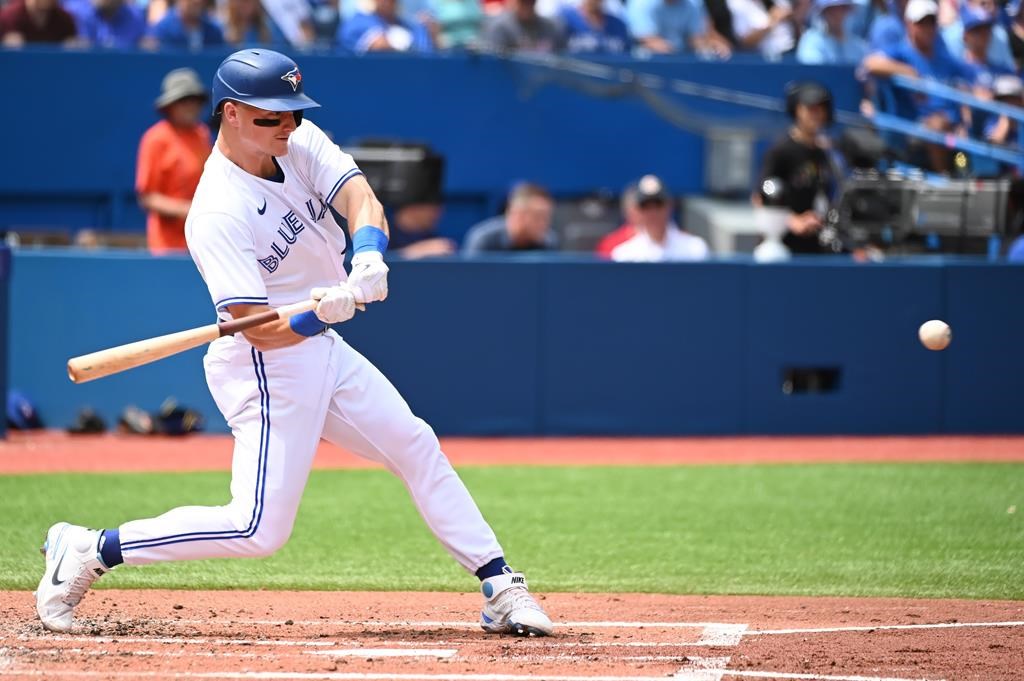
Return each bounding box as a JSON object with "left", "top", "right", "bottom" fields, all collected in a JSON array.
[
  {"left": 742, "top": 261, "right": 945, "bottom": 434},
  {"left": 942, "top": 263, "right": 1024, "bottom": 433},
  {"left": 540, "top": 261, "right": 744, "bottom": 434},
  {"left": 9, "top": 251, "right": 219, "bottom": 433},
  {"left": 8, "top": 251, "right": 1022, "bottom": 436},
  {"left": 339, "top": 259, "right": 542, "bottom": 435}
]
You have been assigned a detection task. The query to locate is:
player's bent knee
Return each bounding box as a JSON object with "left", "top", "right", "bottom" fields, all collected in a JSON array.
[{"left": 241, "top": 526, "right": 293, "bottom": 558}]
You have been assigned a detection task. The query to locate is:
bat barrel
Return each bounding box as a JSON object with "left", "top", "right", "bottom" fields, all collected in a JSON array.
[{"left": 66, "top": 300, "right": 321, "bottom": 384}]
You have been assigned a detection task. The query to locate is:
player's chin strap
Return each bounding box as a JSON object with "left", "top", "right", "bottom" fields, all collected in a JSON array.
[{"left": 252, "top": 110, "right": 304, "bottom": 127}]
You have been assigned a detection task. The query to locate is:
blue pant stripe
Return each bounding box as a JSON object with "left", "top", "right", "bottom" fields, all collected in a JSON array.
[{"left": 121, "top": 350, "right": 269, "bottom": 551}]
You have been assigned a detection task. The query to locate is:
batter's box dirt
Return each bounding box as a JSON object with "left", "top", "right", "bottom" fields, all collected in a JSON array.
[{"left": 0, "top": 591, "right": 1021, "bottom": 680}]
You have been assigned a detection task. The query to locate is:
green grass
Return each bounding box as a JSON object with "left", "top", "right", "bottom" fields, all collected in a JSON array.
[{"left": 1, "top": 464, "right": 1022, "bottom": 599}]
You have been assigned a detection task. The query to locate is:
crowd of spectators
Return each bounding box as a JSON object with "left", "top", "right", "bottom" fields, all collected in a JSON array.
[
  {"left": 6, "top": 0, "right": 1024, "bottom": 258},
  {"left": 1, "top": 0, "right": 1021, "bottom": 66}
]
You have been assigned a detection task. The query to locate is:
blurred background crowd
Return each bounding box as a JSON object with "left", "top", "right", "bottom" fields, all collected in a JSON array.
[
  {"left": 6, "top": 0, "right": 1024, "bottom": 64},
  {"left": 4, "top": 0, "right": 1024, "bottom": 262}
]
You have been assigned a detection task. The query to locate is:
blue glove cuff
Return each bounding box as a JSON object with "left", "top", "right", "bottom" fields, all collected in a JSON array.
[
  {"left": 352, "top": 226, "right": 389, "bottom": 255},
  {"left": 289, "top": 310, "right": 327, "bottom": 337}
]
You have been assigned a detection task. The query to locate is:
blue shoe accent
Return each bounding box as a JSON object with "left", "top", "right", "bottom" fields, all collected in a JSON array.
[
  {"left": 482, "top": 582, "right": 494, "bottom": 598},
  {"left": 481, "top": 612, "right": 494, "bottom": 624}
]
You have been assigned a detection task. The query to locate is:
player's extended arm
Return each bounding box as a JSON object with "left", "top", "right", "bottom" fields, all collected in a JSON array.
[
  {"left": 332, "top": 174, "right": 390, "bottom": 304},
  {"left": 227, "top": 285, "right": 359, "bottom": 351}
]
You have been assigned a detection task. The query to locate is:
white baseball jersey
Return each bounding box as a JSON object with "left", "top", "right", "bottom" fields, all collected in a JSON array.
[{"left": 186, "top": 119, "right": 363, "bottom": 318}]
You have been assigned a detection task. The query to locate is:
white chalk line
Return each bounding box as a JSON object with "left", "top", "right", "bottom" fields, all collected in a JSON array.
[
  {"left": 16, "top": 634, "right": 336, "bottom": 647},
  {"left": 673, "top": 655, "right": 732, "bottom": 681},
  {"left": 14, "top": 634, "right": 724, "bottom": 650},
  {"left": 11, "top": 647, "right": 263, "bottom": 660},
  {"left": 7, "top": 641, "right": 717, "bottom": 664},
  {"left": 698, "top": 625, "right": 747, "bottom": 646},
  {"left": 697, "top": 673, "right": 943, "bottom": 681},
  {"left": 0, "top": 671, "right": 948, "bottom": 681},
  {"left": 162, "top": 618, "right": 734, "bottom": 629},
  {"left": 92, "top": 617, "right": 1024, "bottom": 637},
  {"left": 749, "top": 620, "right": 1024, "bottom": 635},
  {"left": 8, "top": 619, "right": 1011, "bottom": 681},
  {"left": 307, "top": 649, "right": 457, "bottom": 659}
]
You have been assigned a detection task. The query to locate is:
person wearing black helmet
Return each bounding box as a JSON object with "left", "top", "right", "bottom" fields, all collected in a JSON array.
[{"left": 752, "top": 81, "right": 837, "bottom": 254}]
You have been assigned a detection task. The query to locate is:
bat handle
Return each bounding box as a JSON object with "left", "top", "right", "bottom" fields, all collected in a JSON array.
[
  {"left": 213, "top": 298, "right": 363, "bottom": 338},
  {"left": 216, "top": 299, "right": 317, "bottom": 337}
]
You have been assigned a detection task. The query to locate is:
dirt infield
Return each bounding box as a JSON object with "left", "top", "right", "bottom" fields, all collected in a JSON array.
[
  {"left": 1, "top": 590, "right": 1022, "bottom": 680},
  {"left": 2, "top": 432, "right": 1024, "bottom": 474},
  {"left": 2, "top": 434, "right": 1022, "bottom": 680}
]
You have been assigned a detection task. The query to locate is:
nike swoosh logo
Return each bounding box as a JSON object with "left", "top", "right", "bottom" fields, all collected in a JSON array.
[
  {"left": 51, "top": 552, "right": 67, "bottom": 586},
  {"left": 257, "top": 199, "right": 267, "bottom": 215}
]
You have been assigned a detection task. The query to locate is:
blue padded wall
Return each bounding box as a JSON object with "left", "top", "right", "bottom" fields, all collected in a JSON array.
[
  {"left": 742, "top": 263, "right": 945, "bottom": 434},
  {"left": 8, "top": 252, "right": 1022, "bottom": 435}
]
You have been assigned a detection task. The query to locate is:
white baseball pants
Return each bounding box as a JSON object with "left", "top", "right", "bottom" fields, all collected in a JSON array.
[{"left": 117, "top": 330, "right": 504, "bottom": 572}]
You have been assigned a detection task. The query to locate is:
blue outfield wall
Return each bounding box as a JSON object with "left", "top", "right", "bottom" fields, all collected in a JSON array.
[
  {"left": 8, "top": 251, "right": 1023, "bottom": 435},
  {"left": 0, "top": 49, "right": 861, "bottom": 237}
]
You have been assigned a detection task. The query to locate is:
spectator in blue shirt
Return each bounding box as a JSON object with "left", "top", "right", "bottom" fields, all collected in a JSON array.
[
  {"left": 957, "top": 4, "right": 1014, "bottom": 88},
  {"left": 942, "top": 0, "right": 1015, "bottom": 72},
  {"left": 76, "top": 0, "right": 150, "bottom": 48},
  {"left": 869, "top": 0, "right": 907, "bottom": 52},
  {"left": 341, "top": 0, "right": 434, "bottom": 51},
  {"left": 797, "top": 0, "right": 869, "bottom": 63},
  {"left": 846, "top": 0, "right": 885, "bottom": 41},
  {"left": 862, "top": 0, "right": 977, "bottom": 171},
  {"left": 561, "top": 0, "right": 631, "bottom": 53},
  {"left": 625, "top": 0, "right": 731, "bottom": 56},
  {"left": 150, "top": 0, "right": 226, "bottom": 49}
]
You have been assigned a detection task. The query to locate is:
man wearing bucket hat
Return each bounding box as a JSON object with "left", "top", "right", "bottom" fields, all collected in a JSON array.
[
  {"left": 135, "top": 67, "right": 213, "bottom": 253},
  {"left": 796, "top": 0, "right": 869, "bottom": 63}
]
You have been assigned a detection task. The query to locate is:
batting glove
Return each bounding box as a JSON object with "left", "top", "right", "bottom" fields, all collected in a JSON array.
[
  {"left": 347, "top": 252, "right": 389, "bottom": 304},
  {"left": 310, "top": 284, "right": 358, "bottom": 324}
]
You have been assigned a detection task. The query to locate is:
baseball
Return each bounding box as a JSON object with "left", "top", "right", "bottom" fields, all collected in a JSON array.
[{"left": 919, "top": 319, "right": 952, "bottom": 351}]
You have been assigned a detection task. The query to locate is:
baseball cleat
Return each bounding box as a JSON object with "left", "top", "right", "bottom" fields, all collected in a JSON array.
[
  {"left": 480, "top": 568, "right": 553, "bottom": 637},
  {"left": 35, "top": 522, "right": 110, "bottom": 633}
]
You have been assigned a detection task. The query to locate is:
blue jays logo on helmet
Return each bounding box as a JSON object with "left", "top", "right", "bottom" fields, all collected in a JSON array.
[
  {"left": 211, "top": 49, "right": 320, "bottom": 116},
  {"left": 281, "top": 68, "right": 302, "bottom": 92}
]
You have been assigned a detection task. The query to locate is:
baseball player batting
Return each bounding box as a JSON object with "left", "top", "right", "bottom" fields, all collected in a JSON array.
[{"left": 35, "top": 49, "right": 552, "bottom": 638}]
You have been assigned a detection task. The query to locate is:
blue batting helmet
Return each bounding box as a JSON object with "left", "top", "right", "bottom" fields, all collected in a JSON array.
[{"left": 212, "top": 49, "right": 320, "bottom": 116}]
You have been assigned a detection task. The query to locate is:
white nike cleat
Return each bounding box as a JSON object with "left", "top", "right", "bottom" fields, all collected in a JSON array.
[
  {"left": 480, "top": 568, "right": 553, "bottom": 637},
  {"left": 35, "top": 522, "right": 110, "bottom": 632}
]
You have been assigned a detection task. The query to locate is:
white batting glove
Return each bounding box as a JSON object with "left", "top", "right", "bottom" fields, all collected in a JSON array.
[
  {"left": 310, "top": 284, "right": 358, "bottom": 324},
  {"left": 347, "top": 252, "right": 389, "bottom": 304}
]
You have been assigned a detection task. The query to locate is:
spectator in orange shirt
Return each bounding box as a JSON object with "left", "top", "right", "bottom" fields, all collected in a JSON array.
[
  {"left": 594, "top": 182, "right": 640, "bottom": 259},
  {"left": 136, "top": 67, "right": 213, "bottom": 254}
]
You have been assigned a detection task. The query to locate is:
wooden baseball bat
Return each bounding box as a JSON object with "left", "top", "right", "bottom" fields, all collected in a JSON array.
[{"left": 67, "top": 300, "right": 319, "bottom": 384}]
